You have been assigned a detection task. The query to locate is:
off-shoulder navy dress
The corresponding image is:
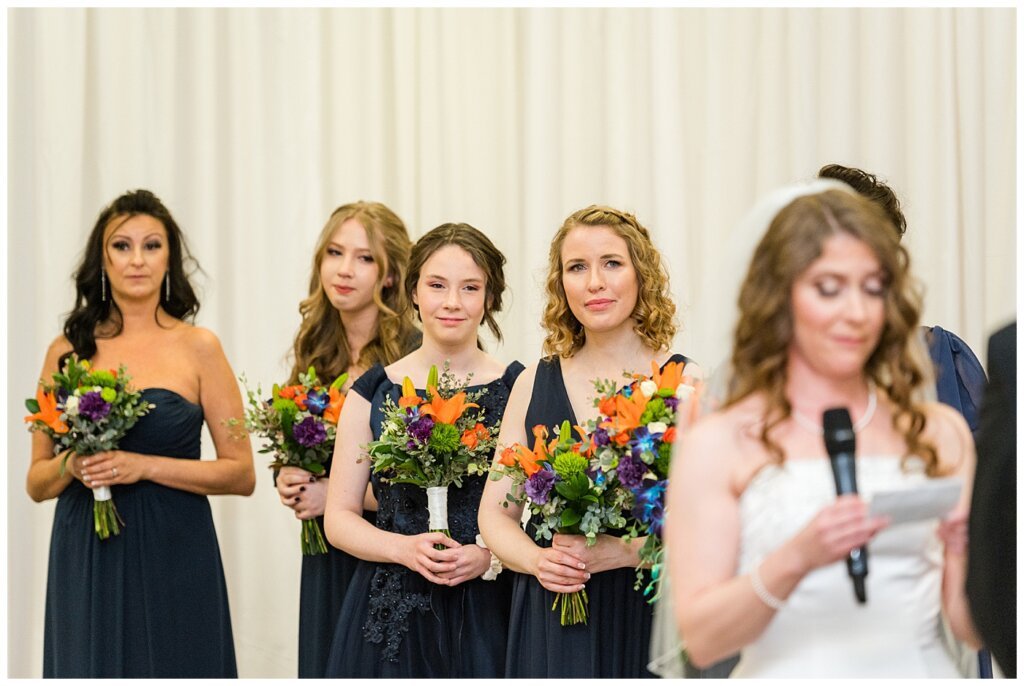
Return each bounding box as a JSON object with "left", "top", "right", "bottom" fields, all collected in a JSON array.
[
  {"left": 505, "top": 354, "right": 690, "bottom": 678},
  {"left": 324, "top": 361, "right": 524, "bottom": 678},
  {"left": 42, "top": 388, "right": 237, "bottom": 678}
]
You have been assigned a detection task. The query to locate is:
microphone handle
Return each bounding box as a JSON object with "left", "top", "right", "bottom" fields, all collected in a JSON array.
[{"left": 830, "top": 452, "right": 868, "bottom": 604}]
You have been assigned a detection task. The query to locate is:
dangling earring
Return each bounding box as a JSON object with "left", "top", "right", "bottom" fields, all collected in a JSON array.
[
  {"left": 164, "top": 272, "right": 171, "bottom": 301},
  {"left": 101, "top": 270, "right": 107, "bottom": 302}
]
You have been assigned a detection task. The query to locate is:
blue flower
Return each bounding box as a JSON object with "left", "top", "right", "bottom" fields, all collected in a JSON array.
[
  {"left": 587, "top": 466, "right": 607, "bottom": 488},
  {"left": 628, "top": 426, "right": 656, "bottom": 459},
  {"left": 632, "top": 479, "right": 667, "bottom": 537},
  {"left": 304, "top": 390, "right": 329, "bottom": 416}
]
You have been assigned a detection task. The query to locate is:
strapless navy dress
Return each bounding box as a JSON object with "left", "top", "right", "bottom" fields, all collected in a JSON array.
[{"left": 42, "top": 388, "right": 237, "bottom": 678}]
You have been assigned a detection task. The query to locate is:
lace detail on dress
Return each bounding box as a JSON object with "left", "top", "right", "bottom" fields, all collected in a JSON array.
[
  {"left": 360, "top": 362, "right": 524, "bottom": 663},
  {"left": 362, "top": 564, "right": 432, "bottom": 663}
]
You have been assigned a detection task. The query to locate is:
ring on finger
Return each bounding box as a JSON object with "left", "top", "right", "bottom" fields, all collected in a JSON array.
[{"left": 112, "top": 467, "right": 118, "bottom": 478}]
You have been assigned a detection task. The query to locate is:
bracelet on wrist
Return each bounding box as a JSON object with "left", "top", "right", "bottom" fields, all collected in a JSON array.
[
  {"left": 749, "top": 560, "right": 786, "bottom": 610},
  {"left": 475, "top": 534, "right": 504, "bottom": 581}
]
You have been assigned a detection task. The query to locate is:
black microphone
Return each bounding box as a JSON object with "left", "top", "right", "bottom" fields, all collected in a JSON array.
[{"left": 823, "top": 408, "right": 868, "bottom": 604}]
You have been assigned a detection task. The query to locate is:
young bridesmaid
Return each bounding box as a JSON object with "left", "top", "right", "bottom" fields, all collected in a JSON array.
[
  {"left": 273, "top": 201, "right": 419, "bottom": 678},
  {"left": 323, "top": 223, "right": 523, "bottom": 677},
  {"left": 478, "top": 205, "right": 699, "bottom": 678}
]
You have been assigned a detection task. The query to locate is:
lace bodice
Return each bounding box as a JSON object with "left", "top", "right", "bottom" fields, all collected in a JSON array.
[{"left": 349, "top": 361, "right": 524, "bottom": 662}]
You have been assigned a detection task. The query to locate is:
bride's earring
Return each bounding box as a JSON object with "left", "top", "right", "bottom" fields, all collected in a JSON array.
[{"left": 101, "top": 270, "right": 107, "bottom": 302}]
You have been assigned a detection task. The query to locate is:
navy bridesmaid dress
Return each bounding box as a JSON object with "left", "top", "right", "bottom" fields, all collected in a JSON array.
[
  {"left": 324, "top": 361, "right": 523, "bottom": 678},
  {"left": 42, "top": 388, "right": 237, "bottom": 678}
]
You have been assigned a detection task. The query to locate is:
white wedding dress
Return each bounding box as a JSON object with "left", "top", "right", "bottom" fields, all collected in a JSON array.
[{"left": 731, "top": 456, "right": 960, "bottom": 678}]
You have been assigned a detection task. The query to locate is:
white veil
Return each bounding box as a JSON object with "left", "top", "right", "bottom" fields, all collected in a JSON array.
[
  {"left": 648, "top": 177, "right": 938, "bottom": 677},
  {"left": 648, "top": 178, "right": 860, "bottom": 678}
]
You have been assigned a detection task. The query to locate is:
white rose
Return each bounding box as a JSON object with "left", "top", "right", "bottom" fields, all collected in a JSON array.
[
  {"left": 647, "top": 421, "right": 668, "bottom": 435},
  {"left": 640, "top": 380, "right": 658, "bottom": 397},
  {"left": 676, "top": 383, "right": 696, "bottom": 400},
  {"left": 64, "top": 395, "right": 80, "bottom": 416}
]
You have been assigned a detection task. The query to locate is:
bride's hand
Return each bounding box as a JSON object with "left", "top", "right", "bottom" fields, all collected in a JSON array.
[
  {"left": 936, "top": 508, "right": 969, "bottom": 555},
  {"left": 789, "top": 494, "right": 889, "bottom": 573}
]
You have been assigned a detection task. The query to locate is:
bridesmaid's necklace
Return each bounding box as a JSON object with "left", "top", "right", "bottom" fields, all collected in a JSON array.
[{"left": 790, "top": 381, "right": 878, "bottom": 436}]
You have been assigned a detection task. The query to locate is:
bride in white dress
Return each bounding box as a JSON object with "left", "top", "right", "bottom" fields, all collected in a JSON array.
[{"left": 665, "top": 181, "right": 980, "bottom": 677}]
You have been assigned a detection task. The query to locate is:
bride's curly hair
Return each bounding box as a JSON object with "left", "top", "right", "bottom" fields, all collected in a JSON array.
[
  {"left": 542, "top": 205, "right": 677, "bottom": 358},
  {"left": 726, "top": 189, "right": 938, "bottom": 474},
  {"left": 288, "top": 202, "right": 418, "bottom": 384}
]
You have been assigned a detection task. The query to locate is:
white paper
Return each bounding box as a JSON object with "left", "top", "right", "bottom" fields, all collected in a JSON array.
[
  {"left": 92, "top": 486, "right": 112, "bottom": 502},
  {"left": 867, "top": 478, "right": 962, "bottom": 525}
]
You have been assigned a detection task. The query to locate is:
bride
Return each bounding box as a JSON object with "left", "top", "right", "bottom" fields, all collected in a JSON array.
[{"left": 664, "top": 180, "right": 979, "bottom": 677}]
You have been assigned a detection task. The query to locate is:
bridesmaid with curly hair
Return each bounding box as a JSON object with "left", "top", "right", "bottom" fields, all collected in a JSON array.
[{"left": 479, "top": 205, "right": 700, "bottom": 678}]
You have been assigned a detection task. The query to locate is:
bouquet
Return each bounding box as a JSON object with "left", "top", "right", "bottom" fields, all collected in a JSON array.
[
  {"left": 589, "top": 359, "right": 702, "bottom": 601},
  {"left": 365, "top": 363, "right": 496, "bottom": 548},
  {"left": 237, "top": 366, "right": 347, "bottom": 555},
  {"left": 492, "top": 420, "right": 630, "bottom": 625},
  {"left": 24, "top": 354, "right": 154, "bottom": 539}
]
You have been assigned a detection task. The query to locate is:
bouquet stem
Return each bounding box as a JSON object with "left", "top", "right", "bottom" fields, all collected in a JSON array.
[
  {"left": 552, "top": 587, "right": 590, "bottom": 625},
  {"left": 300, "top": 518, "right": 328, "bottom": 555},
  {"left": 426, "top": 486, "right": 450, "bottom": 551},
  {"left": 91, "top": 486, "right": 124, "bottom": 540}
]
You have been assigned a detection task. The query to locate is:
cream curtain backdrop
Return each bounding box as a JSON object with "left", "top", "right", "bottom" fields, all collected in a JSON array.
[{"left": 7, "top": 7, "right": 1015, "bottom": 678}]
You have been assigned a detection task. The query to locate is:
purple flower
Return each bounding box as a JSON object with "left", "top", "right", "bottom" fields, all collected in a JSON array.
[
  {"left": 56, "top": 388, "right": 70, "bottom": 405},
  {"left": 663, "top": 396, "right": 680, "bottom": 412},
  {"left": 632, "top": 479, "right": 667, "bottom": 538},
  {"left": 408, "top": 416, "right": 435, "bottom": 443},
  {"left": 617, "top": 454, "right": 647, "bottom": 490},
  {"left": 592, "top": 427, "right": 610, "bottom": 447},
  {"left": 304, "top": 390, "right": 329, "bottom": 416},
  {"left": 77, "top": 391, "right": 111, "bottom": 422},
  {"left": 293, "top": 416, "right": 328, "bottom": 447},
  {"left": 524, "top": 468, "right": 557, "bottom": 504}
]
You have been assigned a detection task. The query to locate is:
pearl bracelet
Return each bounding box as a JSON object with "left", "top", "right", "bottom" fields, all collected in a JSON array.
[
  {"left": 475, "top": 534, "right": 504, "bottom": 581},
  {"left": 749, "top": 561, "right": 785, "bottom": 610}
]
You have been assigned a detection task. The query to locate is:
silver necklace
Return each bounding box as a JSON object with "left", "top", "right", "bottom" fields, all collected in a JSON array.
[{"left": 790, "top": 382, "right": 878, "bottom": 436}]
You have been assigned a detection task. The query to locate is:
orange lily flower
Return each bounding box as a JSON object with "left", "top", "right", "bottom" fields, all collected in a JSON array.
[
  {"left": 651, "top": 360, "right": 685, "bottom": 394},
  {"left": 609, "top": 391, "right": 647, "bottom": 433},
  {"left": 398, "top": 377, "right": 423, "bottom": 409},
  {"left": 460, "top": 423, "right": 490, "bottom": 449},
  {"left": 25, "top": 387, "right": 69, "bottom": 434},
  {"left": 323, "top": 387, "right": 346, "bottom": 424},
  {"left": 419, "top": 387, "right": 478, "bottom": 426},
  {"left": 294, "top": 393, "right": 308, "bottom": 411}
]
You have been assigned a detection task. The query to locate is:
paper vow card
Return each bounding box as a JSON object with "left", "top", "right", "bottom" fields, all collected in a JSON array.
[{"left": 867, "top": 478, "right": 963, "bottom": 526}]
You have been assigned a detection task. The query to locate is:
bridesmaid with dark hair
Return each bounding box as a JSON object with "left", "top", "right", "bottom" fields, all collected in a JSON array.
[
  {"left": 274, "top": 201, "right": 420, "bottom": 677},
  {"left": 323, "top": 222, "right": 523, "bottom": 678},
  {"left": 26, "top": 189, "right": 255, "bottom": 678}
]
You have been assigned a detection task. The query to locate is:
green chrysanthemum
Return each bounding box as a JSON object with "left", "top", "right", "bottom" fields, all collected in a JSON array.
[
  {"left": 429, "top": 422, "right": 461, "bottom": 454},
  {"left": 88, "top": 369, "right": 117, "bottom": 387},
  {"left": 654, "top": 441, "right": 672, "bottom": 478},
  {"left": 552, "top": 451, "right": 589, "bottom": 479},
  {"left": 100, "top": 387, "right": 117, "bottom": 403},
  {"left": 639, "top": 397, "right": 666, "bottom": 425}
]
